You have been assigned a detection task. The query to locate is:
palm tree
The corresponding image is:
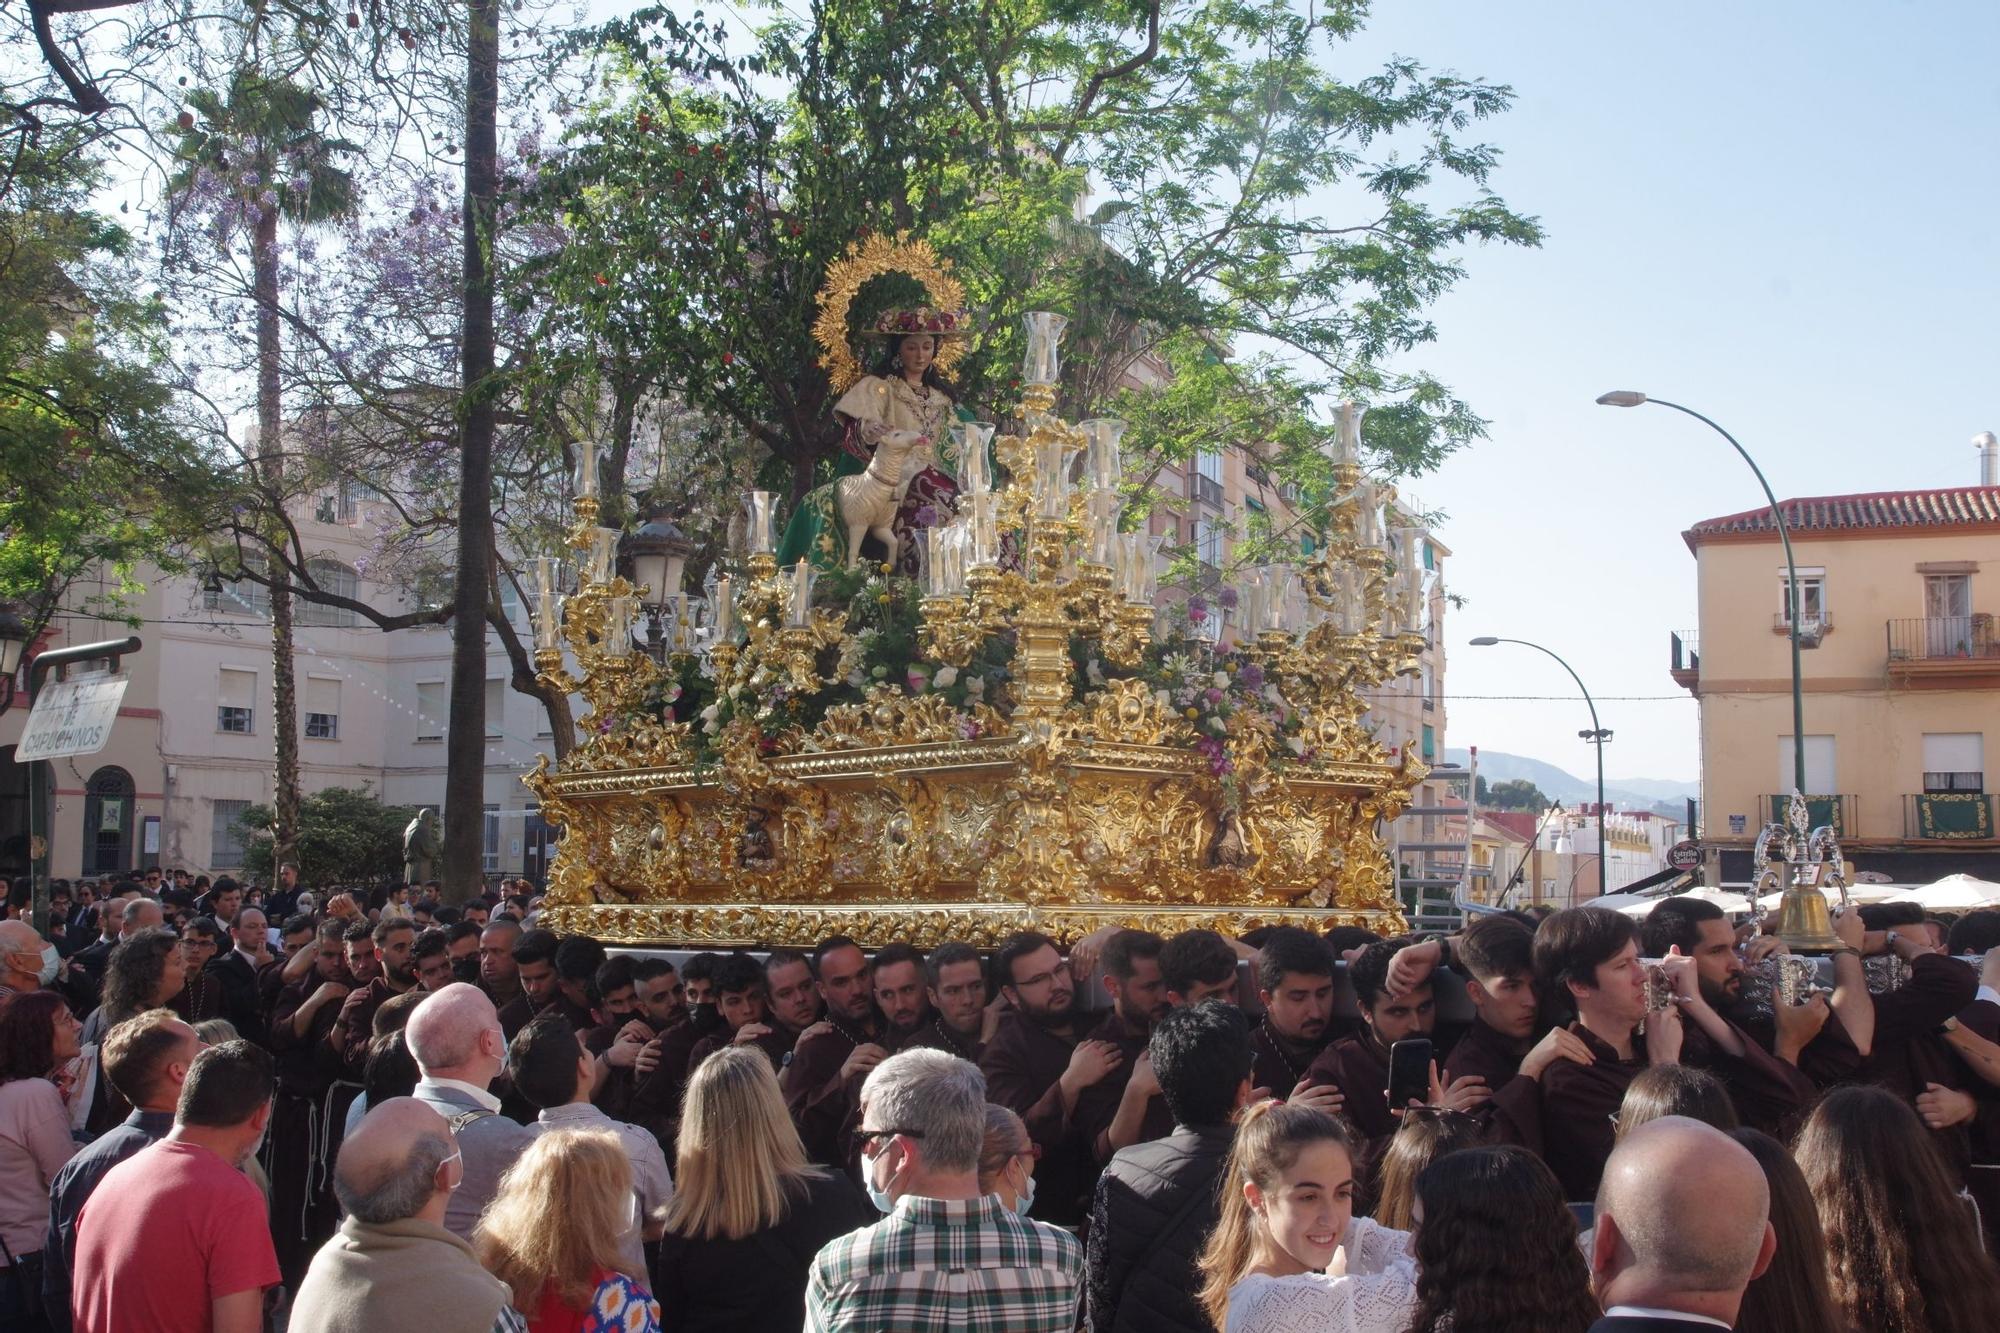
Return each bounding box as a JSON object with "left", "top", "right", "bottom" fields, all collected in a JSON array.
[{"left": 168, "top": 70, "right": 358, "bottom": 875}]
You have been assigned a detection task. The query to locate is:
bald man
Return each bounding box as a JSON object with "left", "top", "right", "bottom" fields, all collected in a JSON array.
[
  {"left": 289, "top": 1098, "right": 519, "bottom": 1333},
  {"left": 1590, "top": 1116, "right": 1776, "bottom": 1331},
  {"left": 406, "top": 983, "right": 534, "bottom": 1240}
]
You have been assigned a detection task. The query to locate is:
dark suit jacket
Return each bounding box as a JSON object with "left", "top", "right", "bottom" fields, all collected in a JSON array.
[
  {"left": 205, "top": 950, "right": 266, "bottom": 1045},
  {"left": 1589, "top": 1315, "right": 1732, "bottom": 1332}
]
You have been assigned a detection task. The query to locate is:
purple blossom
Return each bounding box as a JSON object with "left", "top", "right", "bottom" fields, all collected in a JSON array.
[
  {"left": 1187, "top": 596, "right": 1208, "bottom": 624},
  {"left": 1216, "top": 585, "right": 1239, "bottom": 610},
  {"left": 1204, "top": 687, "right": 1225, "bottom": 706},
  {"left": 1238, "top": 663, "right": 1265, "bottom": 691},
  {"left": 1196, "top": 735, "right": 1233, "bottom": 777}
]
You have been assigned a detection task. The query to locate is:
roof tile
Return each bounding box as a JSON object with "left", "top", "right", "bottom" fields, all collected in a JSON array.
[{"left": 1684, "top": 487, "right": 2000, "bottom": 548}]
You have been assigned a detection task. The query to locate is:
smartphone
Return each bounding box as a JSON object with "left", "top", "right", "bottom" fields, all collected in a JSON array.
[{"left": 1386, "top": 1037, "right": 1434, "bottom": 1111}]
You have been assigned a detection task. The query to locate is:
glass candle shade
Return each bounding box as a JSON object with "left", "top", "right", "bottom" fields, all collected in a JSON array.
[
  {"left": 969, "top": 493, "right": 1000, "bottom": 568},
  {"left": 785, "top": 559, "right": 816, "bottom": 628},
  {"left": 1033, "top": 438, "right": 1071, "bottom": 519},
  {"left": 1022, "top": 311, "right": 1069, "bottom": 386},
  {"left": 585, "top": 527, "right": 620, "bottom": 585},
  {"left": 600, "top": 595, "right": 633, "bottom": 658},
  {"left": 574, "top": 437, "right": 598, "bottom": 500},
  {"left": 1080, "top": 418, "right": 1128, "bottom": 491},
  {"left": 1332, "top": 401, "right": 1364, "bottom": 466},
  {"left": 745, "top": 491, "right": 778, "bottom": 555},
  {"left": 957, "top": 421, "right": 996, "bottom": 496},
  {"left": 711, "top": 575, "right": 734, "bottom": 644}
]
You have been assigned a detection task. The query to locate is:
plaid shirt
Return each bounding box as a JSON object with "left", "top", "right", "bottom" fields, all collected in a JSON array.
[{"left": 806, "top": 1194, "right": 1083, "bottom": 1333}]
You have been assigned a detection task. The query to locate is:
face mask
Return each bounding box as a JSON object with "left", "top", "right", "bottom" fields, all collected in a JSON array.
[
  {"left": 1011, "top": 1170, "right": 1037, "bottom": 1217},
  {"left": 37, "top": 944, "right": 58, "bottom": 986},
  {"left": 689, "top": 1001, "right": 723, "bottom": 1037},
  {"left": 863, "top": 1143, "right": 897, "bottom": 1214},
  {"left": 452, "top": 958, "right": 480, "bottom": 984}
]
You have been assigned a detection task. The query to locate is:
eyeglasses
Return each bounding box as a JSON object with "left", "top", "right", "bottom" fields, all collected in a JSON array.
[{"left": 858, "top": 1127, "right": 927, "bottom": 1155}]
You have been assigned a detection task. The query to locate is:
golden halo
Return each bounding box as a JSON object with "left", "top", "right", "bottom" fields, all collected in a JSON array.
[{"left": 813, "top": 232, "right": 970, "bottom": 394}]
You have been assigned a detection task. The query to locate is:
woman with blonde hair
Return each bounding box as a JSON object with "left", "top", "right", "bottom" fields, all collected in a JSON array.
[
  {"left": 475, "top": 1128, "right": 662, "bottom": 1333},
  {"left": 978, "top": 1102, "right": 1038, "bottom": 1215},
  {"left": 651, "top": 1044, "right": 872, "bottom": 1332},
  {"left": 1195, "top": 1101, "right": 1417, "bottom": 1333}
]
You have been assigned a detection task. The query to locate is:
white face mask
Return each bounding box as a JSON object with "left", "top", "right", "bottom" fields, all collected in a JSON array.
[{"left": 37, "top": 944, "right": 59, "bottom": 986}]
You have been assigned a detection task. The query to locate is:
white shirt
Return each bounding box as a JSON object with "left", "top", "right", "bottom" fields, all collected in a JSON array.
[
  {"left": 1977, "top": 984, "right": 1999, "bottom": 1007},
  {"left": 415, "top": 1076, "right": 502, "bottom": 1113},
  {"left": 1224, "top": 1219, "right": 1416, "bottom": 1333},
  {"left": 534, "top": 1101, "right": 675, "bottom": 1278},
  {"left": 1604, "top": 1307, "right": 1730, "bottom": 1328}
]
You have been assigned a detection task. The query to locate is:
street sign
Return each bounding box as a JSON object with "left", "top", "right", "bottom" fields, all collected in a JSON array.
[
  {"left": 1666, "top": 839, "right": 1702, "bottom": 871},
  {"left": 15, "top": 675, "right": 130, "bottom": 761}
]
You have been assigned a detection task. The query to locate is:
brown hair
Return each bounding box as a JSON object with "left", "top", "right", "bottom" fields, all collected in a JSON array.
[
  {"left": 475, "top": 1129, "right": 634, "bottom": 1310},
  {"left": 1727, "top": 1128, "right": 1844, "bottom": 1333},
  {"left": 1372, "top": 1108, "right": 1480, "bottom": 1230},
  {"left": 979, "top": 1102, "right": 1030, "bottom": 1195},
  {"left": 1794, "top": 1085, "right": 2000, "bottom": 1332},
  {"left": 0, "top": 990, "right": 70, "bottom": 1081},
  {"left": 1615, "top": 1064, "right": 1739, "bottom": 1142},
  {"left": 1408, "top": 1146, "right": 1598, "bottom": 1333},
  {"left": 100, "top": 1009, "right": 190, "bottom": 1107},
  {"left": 1195, "top": 1101, "right": 1350, "bottom": 1329}
]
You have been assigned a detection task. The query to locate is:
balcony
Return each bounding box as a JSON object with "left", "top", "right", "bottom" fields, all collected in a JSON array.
[
  {"left": 1904, "top": 793, "right": 1997, "bottom": 841},
  {"left": 1669, "top": 631, "right": 1699, "bottom": 692},
  {"left": 1192, "top": 474, "right": 1224, "bottom": 509},
  {"left": 1758, "top": 794, "right": 1855, "bottom": 838},
  {"left": 1886, "top": 616, "right": 2000, "bottom": 687}
]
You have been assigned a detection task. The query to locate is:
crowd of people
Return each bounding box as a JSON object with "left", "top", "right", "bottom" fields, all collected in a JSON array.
[{"left": 4, "top": 866, "right": 2000, "bottom": 1331}]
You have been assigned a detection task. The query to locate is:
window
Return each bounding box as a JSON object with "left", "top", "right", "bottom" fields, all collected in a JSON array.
[
  {"left": 1923, "top": 733, "right": 1984, "bottom": 793},
  {"left": 1193, "top": 450, "right": 1224, "bottom": 507},
  {"left": 498, "top": 577, "right": 525, "bottom": 628},
  {"left": 1192, "top": 519, "right": 1224, "bottom": 569},
  {"left": 210, "top": 799, "right": 252, "bottom": 868},
  {"left": 1421, "top": 724, "right": 1436, "bottom": 760},
  {"left": 1779, "top": 570, "right": 1826, "bottom": 623},
  {"left": 204, "top": 555, "right": 271, "bottom": 616},
  {"left": 297, "top": 561, "right": 359, "bottom": 628},
  {"left": 415, "top": 681, "right": 446, "bottom": 741},
  {"left": 485, "top": 678, "right": 505, "bottom": 739},
  {"left": 1778, "top": 735, "right": 1837, "bottom": 794},
  {"left": 304, "top": 676, "right": 340, "bottom": 740},
  {"left": 483, "top": 804, "right": 501, "bottom": 872},
  {"left": 218, "top": 669, "right": 256, "bottom": 734}
]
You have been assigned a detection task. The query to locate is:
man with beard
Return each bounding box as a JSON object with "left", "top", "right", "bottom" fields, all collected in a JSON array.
[
  {"left": 1303, "top": 936, "right": 1492, "bottom": 1199},
  {"left": 475, "top": 919, "right": 523, "bottom": 1011},
  {"left": 443, "top": 920, "right": 483, "bottom": 985},
  {"left": 332, "top": 918, "right": 420, "bottom": 1073},
  {"left": 1641, "top": 898, "right": 1844, "bottom": 1079},
  {"left": 629, "top": 953, "right": 725, "bottom": 1150},
  {"left": 595, "top": 957, "right": 684, "bottom": 1125},
  {"left": 1075, "top": 930, "right": 1177, "bottom": 1161},
  {"left": 1531, "top": 907, "right": 1810, "bottom": 1200},
  {"left": 765, "top": 948, "right": 824, "bottom": 1034},
  {"left": 980, "top": 931, "right": 1123, "bottom": 1226},
  {"left": 870, "top": 943, "right": 934, "bottom": 1044},
  {"left": 896, "top": 942, "right": 988, "bottom": 1062},
  {"left": 782, "top": 937, "right": 886, "bottom": 1167},
  {"left": 268, "top": 920, "right": 355, "bottom": 1289},
  {"left": 1246, "top": 928, "right": 1346, "bottom": 1106}
]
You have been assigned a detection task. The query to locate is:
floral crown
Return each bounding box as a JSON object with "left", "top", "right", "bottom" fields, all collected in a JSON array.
[{"left": 870, "top": 306, "right": 973, "bottom": 337}]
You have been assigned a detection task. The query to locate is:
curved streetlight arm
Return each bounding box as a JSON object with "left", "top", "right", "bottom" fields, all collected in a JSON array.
[
  {"left": 1641, "top": 398, "right": 1808, "bottom": 798},
  {"left": 1472, "top": 635, "right": 1608, "bottom": 896}
]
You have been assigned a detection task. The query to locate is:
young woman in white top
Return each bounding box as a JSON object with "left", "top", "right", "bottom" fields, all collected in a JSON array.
[{"left": 1196, "top": 1101, "right": 1419, "bottom": 1333}]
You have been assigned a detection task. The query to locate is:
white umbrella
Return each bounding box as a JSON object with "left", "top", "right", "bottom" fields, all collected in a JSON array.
[
  {"left": 1580, "top": 893, "right": 1654, "bottom": 915},
  {"left": 1884, "top": 873, "right": 2000, "bottom": 912},
  {"left": 1678, "top": 887, "right": 1754, "bottom": 914},
  {"left": 1756, "top": 880, "right": 1912, "bottom": 914}
]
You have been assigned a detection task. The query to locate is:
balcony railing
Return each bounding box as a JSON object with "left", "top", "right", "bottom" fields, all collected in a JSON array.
[
  {"left": 1904, "top": 793, "right": 1997, "bottom": 840},
  {"left": 1772, "top": 611, "right": 1831, "bottom": 645},
  {"left": 1669, "top": 631, "right": 1699, "bottom": 690},
  {"left": 1759, "top": 794, "right": 1854, "bottom": 838},
  {"left": 1887, "top": 615, "right": 1999, "bottom": 663},
  {"left": 1192, "top": 474, "right": 1224, "bottom": 508}
]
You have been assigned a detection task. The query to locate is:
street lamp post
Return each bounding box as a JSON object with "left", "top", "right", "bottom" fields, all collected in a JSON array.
[
  {"left": 1597, "top": 391, "right": 1807, "bottom": 800},
  {"left": 1470, "top": 635, "right": 1610, "bottom": 896}
]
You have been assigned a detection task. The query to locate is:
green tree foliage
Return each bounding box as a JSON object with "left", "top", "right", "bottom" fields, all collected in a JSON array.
[
  {"left": 237, "top": 784, "right": 417, "bottom": 886},
  {"left": 1483, "top": 777, "right": 1550, "bottom": 811},
  {"left": 0, "top": 130, "right": 226, "bottom": 634}
]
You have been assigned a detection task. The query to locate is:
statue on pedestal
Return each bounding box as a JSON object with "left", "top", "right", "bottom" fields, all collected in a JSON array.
[{"left": 402, "top": 808, "right": 440, "bottom": 886}]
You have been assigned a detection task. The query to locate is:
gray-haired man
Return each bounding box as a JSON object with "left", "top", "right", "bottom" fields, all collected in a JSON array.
[
  {"left": 289, "top": 1098, "right": 524, "bottom": 1333},
  {"left": 806, "top": 1048, "right": 1083, "bottom": 1333}
]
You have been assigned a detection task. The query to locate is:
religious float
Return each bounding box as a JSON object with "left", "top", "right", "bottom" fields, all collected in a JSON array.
[{"left": 525, "top": 237, "right": 1434, "bottom": 948}]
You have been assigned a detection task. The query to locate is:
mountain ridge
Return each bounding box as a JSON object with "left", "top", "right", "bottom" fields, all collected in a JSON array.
[{"left": 1443, "top": 747, "right": 1697, "bottom": 813}]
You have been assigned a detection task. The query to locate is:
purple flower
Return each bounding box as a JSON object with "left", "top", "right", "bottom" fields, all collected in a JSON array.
[
  {"left": 1216, "top": 585, "right": 1239, "bottom": 610},
  {"left": 1204, "top": 687, "right": 1225, "bottom": 706},
  {"left": 1187, "top": 596, "right": 1208, "bottom": 624},
  {"left": 1238, "top": 663, "right": 1265, "bottom": 691}
]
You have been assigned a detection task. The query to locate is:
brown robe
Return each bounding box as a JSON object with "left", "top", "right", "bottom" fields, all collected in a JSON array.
[
  {"left": 688, "top": 1022, "right": 799, "bottom": 1078},
  {"left": 896, "top": 1016, "right": 985, "bottom": 1064},
  {"left": 980, "top": 1009, "right": 1095, "bottom": 1227},
  {"left": 1248, "top": 1016, "right": 1328, "bottom": 1098},
  {"left": 782, "top": 1018, "right": 879, "bottom": 1169},
  {"left": 1073, "top": 1007, "right": 1174, "bottom": 1162}
]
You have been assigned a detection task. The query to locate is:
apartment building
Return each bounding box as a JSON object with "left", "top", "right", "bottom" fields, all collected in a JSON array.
[
  {"left": 1671, "top": 437, "right": 2000, "bottom": 880},
  {"left": 0, "top": 484, "right": 556, "bottom": 884}
]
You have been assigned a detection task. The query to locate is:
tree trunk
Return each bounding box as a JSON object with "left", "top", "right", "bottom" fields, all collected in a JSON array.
[
  {"left": 254, "top": 204, "right": 301, "bottom": 876},
  {"left": 441, "top": 0, "right": 501, "bottom": 906}
]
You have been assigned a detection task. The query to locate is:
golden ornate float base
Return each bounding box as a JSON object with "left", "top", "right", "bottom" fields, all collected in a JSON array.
[{"left": 528, "top": 726, "right": 1420, "bottom": 950}]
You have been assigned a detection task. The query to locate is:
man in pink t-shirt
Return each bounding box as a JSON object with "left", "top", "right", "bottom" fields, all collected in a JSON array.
[{"left": 74, "top": 1040, "right": 281, "bottom": 1333}]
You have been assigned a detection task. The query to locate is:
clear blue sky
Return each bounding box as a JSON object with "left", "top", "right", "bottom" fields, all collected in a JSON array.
[{"left": 1328, "top": 0, "right": 2000, "bottom": 783}]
